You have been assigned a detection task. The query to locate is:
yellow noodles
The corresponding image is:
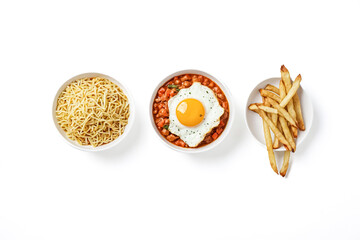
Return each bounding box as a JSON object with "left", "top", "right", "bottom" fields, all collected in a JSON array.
[{"left": 56, "top": 77, "right": 130, "bottom": 147}]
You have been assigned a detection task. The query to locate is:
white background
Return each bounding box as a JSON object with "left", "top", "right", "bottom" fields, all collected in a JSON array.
[{"left": 1, "top": 0, "right": 359, "bottom": 239}]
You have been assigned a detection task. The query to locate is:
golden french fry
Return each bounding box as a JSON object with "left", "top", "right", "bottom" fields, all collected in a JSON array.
[
  {"left": 273, "top": 120, "right": 283, "bottom": 149},
  {"left": 261, "top": 95, "right": 278, "bottom": 173},
  {"left": 266, "top": 97, "right": 298, "bottom": 128},
  {"left": 279, "top": 116, "right": 296, "bottom": 152},
  {"left": 293, "top": 92, "right": 305, "bottom": 131},
  {"left": 280, "top": 150, "right": 290, "bottom": 177},
  {"left": 279, "top": 80, "right": 286, "bottom": 99},
  {"left": 262, "top": 99, "right": 280, "bottom": 149},
  {"left": 278, "top": 80, "right": 296, "bottom": 152},
  {"left": 248, "top": 103, "right": 258, "bottom": 112},
  {"left": 280, "top": 74, "right": 302, "bottom": 108},
  {"left": 252, "top": 106, "right": 292, "bottom": 150},
  {"left": 272, "top": 121, "right": 280, "bottom": 149},
  {"left": 264, "top": 84, "right": 280, "bottom": 95},
  {"left": 291, "top": 126, "right": 298, "bottom": 138},
  {"left": 256, "top": 104, "right": 279, "bottom": 115},
  {"left": 259, "top": 89, "right": 281, "bottom": 103},
  {"left": 280, "top": 65, "right": 298, "bottom": 137},
  {"left": 263, "top": 118, "right": 278, "bottom": 174}
]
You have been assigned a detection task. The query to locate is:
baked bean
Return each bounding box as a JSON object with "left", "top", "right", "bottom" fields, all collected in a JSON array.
[
  {"left": 153, "top": 103, "right": 158, "bottom": 109},
  {"left": 217, "top": 93, "right": 224, "bottom": 100},
  {"left": 213, "top": 86, "right": 220, "bottom": 93},
  {"left": 167, "top": 134, "right": 179, "bottom": 142},
  {"left": 156, "top": 118, "right": 165, "bottom": 128},
  {"left": 181, "top": 74, "right": 190, "bottom": 81},
  {"left": 165, "top": 119, "right": 170, "bottom": 125},
  {"left": 158, "top": 87, "right": 165, "bottom": 96},
  {"left": 204, "top": 135, "right": 212, "bottom": 144},
  {"left": 184, "top": 81, "right": 191, "bottom": 87},
  {"left": 175, "top": 79, "right": 181, "bottom": 85},
  {"left": 155, "top": 97, "right": 161, "bottom": 103},
  {"left": 212, "top": 132, "right": 219, "bottom": 140},
  {"left": 158, "top": 108, "right": 168, "bottom": 117},
  {"left": 222, "top": 101, "right": 228, "bottom": 109},
  {"left": 161, "top": 128, "right": 170, "bottom": 136},
  {"left": 153, "top": 109, "right": 158, "bottom": 114},
  {"left": 203, "top": 78, "right": 209, "bottom": 86},
  {"left": 175, "top": 139, "right": 186, "bottom": 147},
  {"left": 208, "top": 82, "right": 214, "bottom": 88},
  {"left": 170, "top": 89, "right": 177, "bottom": 97}
]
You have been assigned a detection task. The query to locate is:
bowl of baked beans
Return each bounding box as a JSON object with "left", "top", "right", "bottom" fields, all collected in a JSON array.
[{"left": 149, "top": 69, "right": 234, "bottom": 153}]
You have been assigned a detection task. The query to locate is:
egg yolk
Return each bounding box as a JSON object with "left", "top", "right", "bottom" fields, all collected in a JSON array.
[{"left": 176, "top": 98, "right": 205, "bottom": 127}]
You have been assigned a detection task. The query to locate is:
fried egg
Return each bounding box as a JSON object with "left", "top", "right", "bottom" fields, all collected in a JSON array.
[{"left": 167, "top": 82, "right": 224, "bottom": 147}]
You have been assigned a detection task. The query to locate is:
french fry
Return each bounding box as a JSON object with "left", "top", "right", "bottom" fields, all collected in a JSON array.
[
  {"left": 279, "top": 79, "right": 296, "bottom": 152},
  {"left": 279, "top": 116, "right": 296, "bottom": 152},
  {"left": 251, "top": 106, "right": 292, "bottom": 150},
  {"left": 263, "top": 99, "right": 280, "bottom": 150},
  {"left": 279, "top": 74, "right": 302, "bottom": 108},
  {"left": 265, "top": 97, "right": 298, "bottom": 128},
  {"left": 272, "top": 121, "right": 280, "bottom": 149},
  {"left": 280, "top": 65, "right": 298, "bottom": 137},
  {"left": 264, "top": 84, "right": 280, "bottom": 95},
  {"left": 256, "top": 104, "right": 280, "bottom": 115},
  {"left": 279, "top": 80, "right": 286, "bottom": 100},
  {"left": 259, "top": 89, "right": 281, "bottom": 103},
  {"left": 248, "top": 103, "right": 258, "bottom": 112},
  {"left": 293, "top": 92, "right": 305, "bottom": 131},
  {"left": 273, "top": 120, "right": 283, "bottom": 149},
  {"left": 263, "top": 118, "right": 278, "bottom": 174},
  {"left": 280, "top": 150, "right": 290, "bottom": 177}
]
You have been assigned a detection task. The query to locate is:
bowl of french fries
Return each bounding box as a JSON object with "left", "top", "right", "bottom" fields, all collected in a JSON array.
[{"left": 245, "top": 65, "right": 313, "bottom": 177}]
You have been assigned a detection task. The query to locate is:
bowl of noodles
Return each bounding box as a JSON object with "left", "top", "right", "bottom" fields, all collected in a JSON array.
[{"left": 52, "top": 72, "right": 135, "bottom": 151}]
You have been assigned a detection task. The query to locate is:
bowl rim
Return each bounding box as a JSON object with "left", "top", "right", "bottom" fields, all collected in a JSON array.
[
  {"left": 149, "top": 69, "right": 235, "bottom": 153},
  {"left": 52, "top": 72, "right": 135, "bottom": 152},
  {"left": 244, "top": 77, "right": 313, "bottom": 151}
]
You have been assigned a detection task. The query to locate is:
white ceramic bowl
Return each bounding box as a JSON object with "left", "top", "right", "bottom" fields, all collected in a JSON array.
[
  {"left": 149, "top": 69, "right": 234, "bottom": 153},
  {"left": 245, "top": 77, "right": 313, "bottom": 151},
  {"left": 52, "top": 72, "right": 135, "bottom": 152}
]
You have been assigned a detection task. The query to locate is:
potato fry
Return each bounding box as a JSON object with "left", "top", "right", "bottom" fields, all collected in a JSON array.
[
  {"left": 256, "top": 104, "right": 279, "bottom": 115},
  {"left": 280, "top": 150, "right": 290, "bottom": 177},
  {"left": 248, "top": 103, "right": 258, "bottom": 112},
  {"left": 293, "top": 92, "right": 305, "bottom": 131},
  {"left": 273, "top": 120, "right": 282, "bottom": 149},
  {"left": 280, "top": 65, "right": 298, "bottom": 137},
  {"left": 279, "top": 74, "right": 302, "bottom": 108},
  {"left": 262, "top": 99, "right": 280, "bottom": 149},
  {"left": 278, "top": 80, "right": 296, "bottom": 152},
  {"left": 279, "top": 116, "right": 296, "bottom": 152},
  {"left": 263, "top": 118, "right": 278, "bottom": 174},
  {"left": 279, "top": 80, "right": 286, "bottom": 100},
  {"left": 259, "top": 89, "right": 281, "bottom": 103},
  {"left": 265, "top": 97, "right": 298, "bottom": 128},
  {"left": 264, "top": 99, "right": 280, "bottom": 149},
  {"left": 251, "top": 106, "right": 292, "bottom": 150},
  {"left": 264, "top": 84, "right": 280, "bottom": 95}
]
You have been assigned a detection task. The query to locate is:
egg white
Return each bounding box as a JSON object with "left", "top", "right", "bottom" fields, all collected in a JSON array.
[{"left": 167, "top": 82, "right": 225, "bottom": 147}]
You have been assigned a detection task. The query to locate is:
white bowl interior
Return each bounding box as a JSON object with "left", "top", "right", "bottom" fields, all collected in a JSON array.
[
  {"left": 52, "top": 72, "right": 135, "bottom": 152},
  {"left": 149, "top": 69, "right": 234, "bottom": 153},
  {"left": 245, "top": 77, "right": 313, "bottom": 151}
]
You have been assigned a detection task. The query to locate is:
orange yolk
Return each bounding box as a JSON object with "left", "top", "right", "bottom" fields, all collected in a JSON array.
[{"left": 176, "top": 98, "right": 205, "bottom": 127}]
